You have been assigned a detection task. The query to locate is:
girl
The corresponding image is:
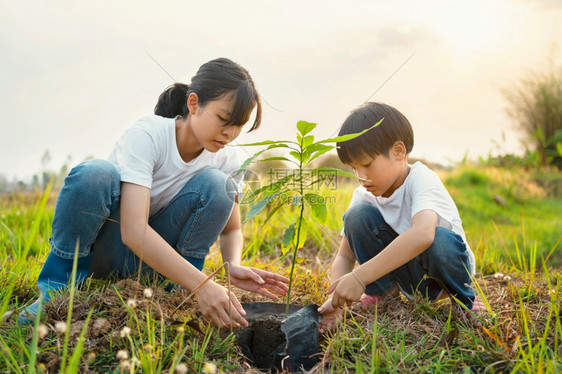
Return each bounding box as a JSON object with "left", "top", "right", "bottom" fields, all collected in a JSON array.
[{"left": 18, "top": 57, "right": 289, "bottom": 328}]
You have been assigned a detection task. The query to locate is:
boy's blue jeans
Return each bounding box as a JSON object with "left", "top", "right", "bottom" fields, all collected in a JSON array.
[
  {"left": 49, "top": 159, "right": 235, "bottom": 279},
  {"left": 343, "top": 203, "right": 475, "bottom": 310}
]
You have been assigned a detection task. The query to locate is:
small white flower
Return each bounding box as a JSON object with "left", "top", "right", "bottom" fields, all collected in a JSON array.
[
  {"left": 120, "top": 360, "right": 131, "bottom": 370},
  {"left": 126, "top": 299, "right": 139, "bottom": 309},
  {"left": 120, "top": 326, "right": 131, "bottom": 337},
  {"left": 175, "top": 363, "right": 188, "bottom": 374},
  {"left": 37, "top": 324, "right": 49, "bottom": 339},
  {"left": 143, "top": 288, "right": 154, "bottom": 298},
  {"left": 54, "top": 321, "right": 67, "bottom": 334},
  {"left": 202, "top": 362, "right": 217, "bottom": 374},
  {"left": 85, "top": 352, "right": 96, "bottom": 364},
  {"left": 493, "top": 272, "right": 504, "bottom": 279},
  {"left": 116, "top": 349, "right": 129, "bottom": 360},
  {"left": 503, "top": 275, "right": 512, "bottom": 281}
]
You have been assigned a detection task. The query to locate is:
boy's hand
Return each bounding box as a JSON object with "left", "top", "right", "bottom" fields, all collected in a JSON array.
[
  {"left": 326, "top": 272, "right": 364, "bottom": 309},
  {"left": 318, "top": 297, "right": 343, "bottom": 333},
  {"left": 196, "top": 280, "right": 248, "bottom": 329},
  {"left": 228, "top": 265, "right": 289, "bottom": 300}
]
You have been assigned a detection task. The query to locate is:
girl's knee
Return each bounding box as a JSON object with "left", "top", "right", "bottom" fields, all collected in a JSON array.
[
  {"left": 192, "top": 169, "right": 235, "bottom": 206},
  {"left": 67, "top": 160, "right": 120, "bottom": 190}
]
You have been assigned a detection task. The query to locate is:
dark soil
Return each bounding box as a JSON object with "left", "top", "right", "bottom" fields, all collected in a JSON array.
[{"left": 236, "top": 314, "right": 286, "bottom": 369}]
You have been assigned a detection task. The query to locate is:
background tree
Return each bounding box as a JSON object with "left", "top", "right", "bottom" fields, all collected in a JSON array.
[{"left": 504, "top": 57, "right": 562, "bottom": 168}]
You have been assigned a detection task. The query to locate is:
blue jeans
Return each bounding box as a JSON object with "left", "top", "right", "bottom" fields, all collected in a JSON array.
[
  {"left": 343, "top": 203, "right": 475, "bottom": 309},
  {"left": 49, "top": 159, "right": 235, "bottom": 279}
]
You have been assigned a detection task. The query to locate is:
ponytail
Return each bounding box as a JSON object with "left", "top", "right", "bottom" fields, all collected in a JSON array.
[
  {"left": 154, "top": 58, "right": 262, "bottom": 131},
  {"left": 154, "top": 83, "right": 189, "bottom": 118}
]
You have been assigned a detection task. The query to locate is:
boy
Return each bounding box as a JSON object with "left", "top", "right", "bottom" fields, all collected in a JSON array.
[{"left": 318, "top": 102, "right": 483, "bottom": 331}]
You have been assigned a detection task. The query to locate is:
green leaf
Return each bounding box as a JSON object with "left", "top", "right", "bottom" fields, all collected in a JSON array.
[
  {"left": 302, "top": 143, "right": 334, "bottom": 165},
  {"left": 283, "top": 223, "right": 296, "bottom": 248},
  {"left": 266, "top": 143, "right": 291, "bottom": 150},
  {"left": 297, "top": 120, "right": 317, "bottom": 136},
  {"left": 252, "top": 174, "right": 295, "bottom": 197},
  {"left": 243, "top": 193, "right": 279, "bottom": 223},
  {"left": 237, "top": 140, "right": 295, "bottom": 146},
  {"left": 302, "top": 135, "right": 315, "bottom": 148},
  {"left": 259, "top": 156, "right": 293, "bottom": 163},
  {"left": 239, "top": 149, "right": 267, "bottom": 171},
  {"left": 303, "top": 143, "right": 334, "bottom": 154},
  {"left": 262, "top": 201, "right": 285, "bottom": 225},
  {"left": 557, "top": 141, "right": 562, "bottom": 157},
  {"left": 304, "top": 193, "right": 327, "bottom": 223},
  {"left": 295, "top": 218, "right": 308, "bottom": 249},
  {"left": 289, "top": 151, "right": 302, "bottom": 163},
  {"left": 318, "top": 119, "right": 383, "bottom": 143}
]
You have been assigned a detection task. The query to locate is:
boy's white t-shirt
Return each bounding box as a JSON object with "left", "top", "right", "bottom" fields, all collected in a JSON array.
[
  {"left": 108, "top": 115, "right": 245, "bottom": 217},
  {"left": 346, "top": 161, "right": 476, "bottom": 275}
]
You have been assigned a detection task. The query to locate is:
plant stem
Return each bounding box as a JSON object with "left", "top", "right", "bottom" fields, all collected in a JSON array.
[{"left": 286, "top": 142, "right": 306, "bottom": 315}]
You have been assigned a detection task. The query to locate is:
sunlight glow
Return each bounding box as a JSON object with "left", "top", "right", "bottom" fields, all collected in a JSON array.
[{"left": 426, "top": 1, "right": 510, "bottom": 59}]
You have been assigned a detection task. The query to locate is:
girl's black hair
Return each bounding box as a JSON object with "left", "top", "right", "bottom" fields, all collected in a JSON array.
[
  {"left": 154, "top": 58, "right": 262, "bottom": 131},
  {"left": 337, "top": 102, "right": 414, "bottom": 164}
]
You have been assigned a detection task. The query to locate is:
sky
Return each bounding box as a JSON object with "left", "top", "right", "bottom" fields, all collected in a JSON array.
[{"left": 1, "top": 0, "right": 561, "bottom": 181}]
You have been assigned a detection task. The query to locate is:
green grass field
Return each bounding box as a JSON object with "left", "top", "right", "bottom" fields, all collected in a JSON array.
[{"left": 0, "top": 164, "right": 560, "bottom": 373}]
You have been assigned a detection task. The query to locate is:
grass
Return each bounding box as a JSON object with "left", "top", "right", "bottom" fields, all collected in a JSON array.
[{"left": 0, "top": 164, "right": 560, "bottom": 373}]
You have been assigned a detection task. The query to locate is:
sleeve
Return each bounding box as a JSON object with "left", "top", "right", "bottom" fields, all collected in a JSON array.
[
  {"left": 408, "top": 169, "right": 455, "bottom": 229},
  {"left": 112, "top": 125, "right": 158, "bottom": 188}
]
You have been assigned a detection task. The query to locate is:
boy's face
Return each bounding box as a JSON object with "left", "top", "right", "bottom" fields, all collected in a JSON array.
[{"left": 347, "top": 144, "right": 408, "bottom": 198}]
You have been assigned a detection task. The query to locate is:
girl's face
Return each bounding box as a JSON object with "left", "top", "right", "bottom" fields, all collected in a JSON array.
[
  {"left": 190, "top": 94, "right": 245, "bottom": 152},
  {"left": 347, "top": 143, "right": 408, "bottom": 198}
]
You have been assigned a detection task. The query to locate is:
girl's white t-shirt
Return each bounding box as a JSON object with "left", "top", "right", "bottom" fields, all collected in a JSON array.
[
  {"left": 346, "top": 161, "right": 476, "bottom": 275},
  {"left": 108, "top": 115, "right": 245, "bottom": 217}
]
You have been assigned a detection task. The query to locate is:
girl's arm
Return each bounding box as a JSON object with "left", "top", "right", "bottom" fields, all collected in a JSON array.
[
  {"left": 120, "top": 182, "right": 248, "bottom": 328},
  {"left": 219, "top": 203, "right": 289, "bottom": 299},
  {"left": 328, "top": 209, "right": 438, "bottom": 309}
]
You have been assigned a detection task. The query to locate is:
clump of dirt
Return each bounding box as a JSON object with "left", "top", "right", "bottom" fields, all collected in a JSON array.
[
  {"left": 36, "top": 278, "right": 204, "bottom": 371},
  {"left": 236, "top": 314, "right": 286, "bottom": 369}
]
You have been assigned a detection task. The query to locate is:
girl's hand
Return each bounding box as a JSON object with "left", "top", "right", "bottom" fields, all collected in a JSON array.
[
  {"left": 318, "top": 297, "right": 343, "bottom": 333},
  {"left": 326, "top": 272, "right": 364, "bottom": 309},
  {"left": 228, "top": 265, "right": 289, "bottom": 300},
  {"left": 196, "top": 280, "right": 248, "bottom": 329}
]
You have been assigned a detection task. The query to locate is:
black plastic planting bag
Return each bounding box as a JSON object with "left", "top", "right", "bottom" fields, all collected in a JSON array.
[{"left": 235, "top": 302, "right": 321, "bottom": 372}]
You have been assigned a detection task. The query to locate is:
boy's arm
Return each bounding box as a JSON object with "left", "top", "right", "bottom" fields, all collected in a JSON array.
[
  {"left": 318, "top": 237, "right": 355, "bottom": 330},
  {"left": 331, "top": 236, "right": 356, "bottom": 281},
  {"left": 329, "top": 209, "right": 438, "bottom": 309}
]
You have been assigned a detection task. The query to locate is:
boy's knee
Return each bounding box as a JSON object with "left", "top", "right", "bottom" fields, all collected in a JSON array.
[
  {"left": 343, "top": 203, "right": 381, "bottom": 231},
  {"left": 424, "top": 227, "right": 468, "bottom": 267}
]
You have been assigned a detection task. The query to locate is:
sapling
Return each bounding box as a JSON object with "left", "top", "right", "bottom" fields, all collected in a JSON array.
[{"left": 239, "top": 120, "right": 381, "bottom": 313}]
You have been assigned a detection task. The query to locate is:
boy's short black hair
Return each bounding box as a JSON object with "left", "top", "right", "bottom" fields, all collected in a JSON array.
[{"left": 336, "top": 102, "right": 414, "bottom": 164}]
